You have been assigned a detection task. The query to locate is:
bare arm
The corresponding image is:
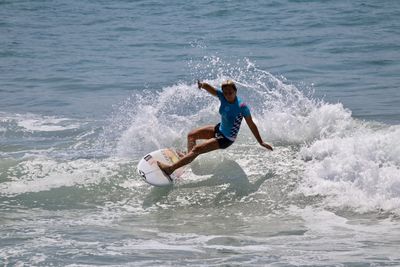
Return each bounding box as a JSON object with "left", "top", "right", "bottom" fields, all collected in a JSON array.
[
  {"left": 245, "top": 115, "right": 273, "bottom": 151},
  {"left": 197, "top": 80, "right": 217, "bottom": 96}
]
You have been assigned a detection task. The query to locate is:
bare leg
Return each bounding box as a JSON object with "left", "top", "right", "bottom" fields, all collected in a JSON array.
[
  {"left": 187, "top": 125, "right": 215, "bottom": 153},
  {"left": 174, "top": 125, "right": 215, "bottom": 159},
  {"left": 158, "top": 138, "right": 220, "bottom": 176}
]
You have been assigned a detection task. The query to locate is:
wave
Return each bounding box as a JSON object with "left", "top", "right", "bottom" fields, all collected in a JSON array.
[
  {"left": 0, "top": 112, "right": 81, "bottom": 133},
  {"left": 299, "top": 125, "right": 400, "bottom": 214},
  {"left": 1, "top": 57, "right": 399, "bottom": 215},
  {"left": 102, "top": 57, "right": 357, "bottom": 156},
  {"left": 101, "top": 56, "right": 399, "bottom": 214}
]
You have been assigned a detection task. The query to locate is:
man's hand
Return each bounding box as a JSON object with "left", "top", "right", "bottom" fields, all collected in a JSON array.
[{"left": 260, "top": 142, "right": 273, "bottom": 151}]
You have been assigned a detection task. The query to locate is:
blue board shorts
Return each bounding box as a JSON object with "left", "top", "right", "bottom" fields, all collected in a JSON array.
[{"left": 214, "top": 123, "right": 234, "bottom": 149}]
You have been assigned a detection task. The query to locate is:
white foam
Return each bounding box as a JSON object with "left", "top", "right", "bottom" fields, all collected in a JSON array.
[
  {"left": 109, "top": 82, "right": 220, "bottom": 157},
  {"left": 260, "top": 102, "right": 354, "bottom": 144},
  {"left": 299, "top": 125, "right": 400, "bottom": 214},
  {"left": 117, "top": 239, "right": 204, "bottom": 253},
  {"left": 229, "top": 64, "right": 355, "bottom": 144},
  {"left": 18, "top": 118, "right": 76, "bottom": 132},
  {"left": 0, "top": 112, "right": 81, "bottom": 132},
  {"left": 0, "top": 156, "right": 125, "bottom": 196}
]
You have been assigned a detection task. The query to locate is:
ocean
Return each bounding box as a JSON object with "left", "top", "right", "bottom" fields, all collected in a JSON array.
[{"left": 1, "top": 0, "right": 400, "bottom": 266}]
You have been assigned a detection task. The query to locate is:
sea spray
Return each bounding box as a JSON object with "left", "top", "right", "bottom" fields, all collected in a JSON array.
[{"left": 98, "top": 57, "right": 400, "bottom": 215}]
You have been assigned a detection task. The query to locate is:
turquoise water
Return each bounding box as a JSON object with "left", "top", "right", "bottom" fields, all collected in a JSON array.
[{"left": 1, "top": 1, "right": 400, "bottom": 266}]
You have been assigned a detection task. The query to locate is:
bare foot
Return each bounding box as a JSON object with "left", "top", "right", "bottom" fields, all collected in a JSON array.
[{"left": 157, "top": 161, "right": 173, "bottom": 176}]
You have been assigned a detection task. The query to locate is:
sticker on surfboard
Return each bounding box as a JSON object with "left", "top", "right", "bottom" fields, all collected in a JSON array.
[{"left": 137, "top": 148, "right": 185, "bottom": 186}]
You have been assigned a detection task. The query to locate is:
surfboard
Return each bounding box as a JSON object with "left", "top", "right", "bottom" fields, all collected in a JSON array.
[{"left": 137, "top": 148, "right": 185, "bottom": 187}]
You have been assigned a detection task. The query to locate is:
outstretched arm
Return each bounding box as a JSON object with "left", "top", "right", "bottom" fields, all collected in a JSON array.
[
  {"left": 245, "top": 115, "right": 273, "bottom": 151},
  {"left": 197, "top": 80, "right": 217, "bottom": 96}
]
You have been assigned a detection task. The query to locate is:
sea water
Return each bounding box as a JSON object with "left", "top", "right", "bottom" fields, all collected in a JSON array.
[{"left": 1, "top": 0, "right": 400, "bottom": 266}]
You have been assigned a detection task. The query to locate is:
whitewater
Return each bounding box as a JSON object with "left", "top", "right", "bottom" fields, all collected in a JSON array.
[
  {"left": 1, "top": 0, "right": 400, "bottom": 266},
  {"left": 1, "top": 57, "right": 400, "bottom": 265}
]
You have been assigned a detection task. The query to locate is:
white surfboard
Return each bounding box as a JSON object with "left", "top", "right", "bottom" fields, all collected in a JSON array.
[{"left": 137, "top": 148, "right": 185, "bottom": 187}]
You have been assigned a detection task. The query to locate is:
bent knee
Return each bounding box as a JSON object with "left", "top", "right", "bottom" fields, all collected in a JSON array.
[
  {"left": 191, "top": 144, "right": 205, "bottom": 155},
  {"left": 192, "top": 141, "right": 219, "bottom": 154},
  {"left": 188, "top": 130, "right": 197, "bottom": 140}
]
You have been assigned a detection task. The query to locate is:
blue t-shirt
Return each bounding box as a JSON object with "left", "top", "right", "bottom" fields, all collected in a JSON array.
[{"left": 216, "top": 90, "right": 251, "bottom": 141}]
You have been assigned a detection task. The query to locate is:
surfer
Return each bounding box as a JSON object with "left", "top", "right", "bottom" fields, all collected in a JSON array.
[{"left": 158, "top": 80, "right": 273, "bottom": 177}]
